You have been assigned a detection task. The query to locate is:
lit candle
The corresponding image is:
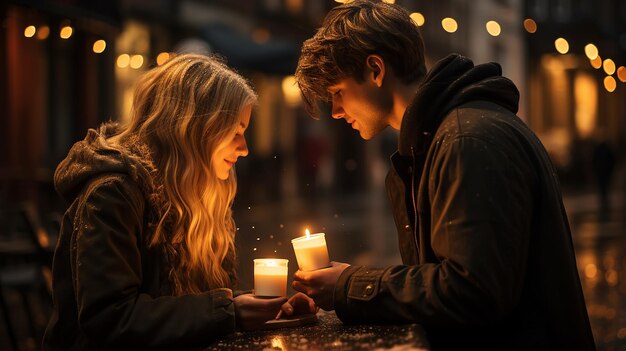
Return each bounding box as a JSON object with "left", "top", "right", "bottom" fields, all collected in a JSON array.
[
  {"left": 291, "top": 229, "right": 330, "bottom": 271},
  {"left": 254, "top": 259, "right": 289, "bottom": 297}
]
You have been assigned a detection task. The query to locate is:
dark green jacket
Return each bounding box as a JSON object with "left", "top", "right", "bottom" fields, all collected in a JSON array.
[
  {"left": 334, "top": 55, "right": 595, "bottom": 350},
  {"left": 43, "top": 125, "right": 235, "bottom": 350}
]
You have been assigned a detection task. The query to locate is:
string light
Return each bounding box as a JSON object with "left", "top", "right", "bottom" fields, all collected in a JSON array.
[
  {"left": 156, "top": 52, "right": 170, "bottom": 65},
  {"left": 523, "top": 18, "right": 537, "bottom": 33},
  {"left": 603, "top": 76, "right": 616, "bottom": 92},
  {"left": 554, "top": 38, "right": 569, "bottom": 54},
  {"left": 486, "top": 21, "right": 501, "bottom": 37},
  {"left": 116, "top": 54, "right": 130, "bottom": 68},
  {"left": 410, "top": 12, "right": 425, "bottom": 27},
  {"left": 130, "top": 55, "right": 144, "bottom": 69},
  {"left": 441, "top": 17, "right": 458, "bottom": 33},
  {"left": 60, "top": 25, "right": 73, "bottom": 39},
  {"left": 617, "top": 67, "right": 626, "bottom": 83},
  {"left": 603, "top": 59, "right": 616, "bottom": 75},
  {"left": 24, "top": 25, "right": 36, "bottom": 38},
  {"left": 37, "top": 26, "right": 50, "bottom": 40},
  {"left": 590, "top": 56, "right": 603, "bottom": 69},
  {"left": 92, "top": 40, "right": 106, "bottom": 54},
  {"left": 584, "top": 44, "right": 598, "bottom": 60}
]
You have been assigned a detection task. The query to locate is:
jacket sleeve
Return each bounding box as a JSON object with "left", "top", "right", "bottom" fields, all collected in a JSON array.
[
  {"left": 73, "top": 176, "right": 235, "bottom": 348},
  {"left": 334, "top": 135, "right": 533, "bottom": 327}
]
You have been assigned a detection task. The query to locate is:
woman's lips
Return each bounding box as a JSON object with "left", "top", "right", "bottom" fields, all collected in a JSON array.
[{"left": 225, "top": 159, "right": 236, "bottom": 167}]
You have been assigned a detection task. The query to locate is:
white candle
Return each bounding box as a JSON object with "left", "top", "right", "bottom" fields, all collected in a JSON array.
[
  {"left": 291, "top": 229, "right": 330, "bottom": 271},
  {"left": 254, "top": 259, "right": 288, "bottom": 297}
]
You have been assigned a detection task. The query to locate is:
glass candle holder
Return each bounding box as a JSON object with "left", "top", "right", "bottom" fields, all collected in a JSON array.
[{"left": 254, "top": 259, "right": 289, "bottom": 297}]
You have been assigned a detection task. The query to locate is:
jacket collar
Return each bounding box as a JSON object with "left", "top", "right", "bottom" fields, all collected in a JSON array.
[{"left": 398, "top": 54, "right": 519, "bottom": 156}]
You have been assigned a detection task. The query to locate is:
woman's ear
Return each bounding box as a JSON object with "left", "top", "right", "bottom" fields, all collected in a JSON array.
[{"left": 365, "top": 54, "right": 385, "bottom": 87}]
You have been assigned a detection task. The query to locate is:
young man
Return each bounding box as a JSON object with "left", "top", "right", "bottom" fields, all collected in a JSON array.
[{"left": 292, "top": 1, "right": 595, "bottom": 350}]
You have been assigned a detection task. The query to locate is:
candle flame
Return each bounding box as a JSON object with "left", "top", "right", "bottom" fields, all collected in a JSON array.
[{"left": 305, "top": 228, "right": 310, "bottom": 238}]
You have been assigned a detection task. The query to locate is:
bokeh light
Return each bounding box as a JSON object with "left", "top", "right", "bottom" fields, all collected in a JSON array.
[{"left": 441, "top": 17, "right": 458, "bottom": 33}]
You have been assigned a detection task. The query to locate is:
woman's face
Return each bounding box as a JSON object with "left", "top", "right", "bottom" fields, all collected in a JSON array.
[{"left": 212, "top": 104, "right": 252, "bottom": 180}]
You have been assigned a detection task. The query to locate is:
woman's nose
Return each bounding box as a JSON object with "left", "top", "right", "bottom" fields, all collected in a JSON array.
[{"left": 236, "top": 136, "right": 249, "bottom": 157}]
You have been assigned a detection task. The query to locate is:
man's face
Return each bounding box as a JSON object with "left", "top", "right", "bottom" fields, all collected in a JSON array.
[{"left": 327, "top": 76, "right": 392, "bottom": 140}]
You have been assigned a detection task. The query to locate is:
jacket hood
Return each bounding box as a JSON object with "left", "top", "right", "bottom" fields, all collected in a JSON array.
[
  {"left": 399, "top": 54, "right": 520, "bottom": 156},
  {"left": 54, "top": 122, "right": 157, "bottom": 203}
]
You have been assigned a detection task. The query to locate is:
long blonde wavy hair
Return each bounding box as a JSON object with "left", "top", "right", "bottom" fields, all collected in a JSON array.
[{"left": 113, "top": 54, "right": 256, "bottom": 295}]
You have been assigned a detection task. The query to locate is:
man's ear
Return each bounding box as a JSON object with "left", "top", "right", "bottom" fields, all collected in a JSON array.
[{"left": 365, "top": 54, "right": 385, "bottom": 87}]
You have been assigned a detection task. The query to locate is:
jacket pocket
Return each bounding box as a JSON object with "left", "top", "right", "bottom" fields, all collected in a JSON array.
[{"left": 347, "top": 268, "right": 385, "bottom": 301}]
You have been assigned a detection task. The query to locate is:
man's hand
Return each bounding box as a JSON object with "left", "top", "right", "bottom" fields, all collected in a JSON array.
[
  {"left": 233, "top": 294, "right": 287, "bottom": 331},
  {"left": 276, "top": 292, "right": 317, "bottom": 319},
  {"left": 292, "top": 261, "right": 350, "bottom": 311}
]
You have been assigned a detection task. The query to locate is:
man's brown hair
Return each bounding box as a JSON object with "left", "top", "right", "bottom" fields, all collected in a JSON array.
[{"left": 296, "top": 0, "right": 427, "bottom": 118}]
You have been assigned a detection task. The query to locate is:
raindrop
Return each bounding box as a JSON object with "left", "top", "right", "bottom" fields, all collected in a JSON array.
[
  {"left": 273, "top": 155, "right": 277, "bottom": 159},
  {"left": 252, "top": 226, "right": 255, "bottom": 229},
  {"left": 274, "top": 250, "right": 277, "bottom": 253},
  {"left": 277, "top": 241, "right": 282, "bottom": 246},
  {"left": 256, "top": 237, "right": 260, "bottom": 241},
  {"left": 334, "top": 214, "right": 339, "bottom": 219},
  {"left": 248, "top": 206, "right": 251, "bottom": 210},
  {"left": 253, "top": 248, "right": 257, "bottom": 251},
  {"left": 270, "top": 234, "right": 274, "bottom": 239},
  {"left": 236, "top": 227, "right": 240, "bottom": 231},
  {"left": 279, "top": 224, "right": 284, "bottom": 228}
]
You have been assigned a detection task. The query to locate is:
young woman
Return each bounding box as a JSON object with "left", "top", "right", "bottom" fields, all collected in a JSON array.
[{"left": 43, "top": 54, "right": 314, "bottom": 350}]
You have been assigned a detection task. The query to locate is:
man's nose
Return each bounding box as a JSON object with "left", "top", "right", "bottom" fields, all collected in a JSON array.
[{"left": 331, "top": 101, "right": 345, "bottom": 119}]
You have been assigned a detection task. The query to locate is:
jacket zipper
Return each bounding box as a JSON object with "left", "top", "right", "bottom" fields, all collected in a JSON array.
[{"left": 410, "top": 146, "right": 421, "bottom": 261}]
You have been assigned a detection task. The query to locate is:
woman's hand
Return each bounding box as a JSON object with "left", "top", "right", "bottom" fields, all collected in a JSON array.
[
  {"left": 276, "top": 292, "right": 317, "bottom": 319},
  {"left": 233, "top": 293, "right": 287, "bottom": 331}
]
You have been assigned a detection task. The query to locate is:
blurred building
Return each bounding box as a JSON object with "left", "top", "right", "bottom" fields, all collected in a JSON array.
[
  {"left": 2, "top": 0, "right": 625, "bottom": 212},
  {"left": 523, "top": 0, "right": 626, "bottom": 184}
]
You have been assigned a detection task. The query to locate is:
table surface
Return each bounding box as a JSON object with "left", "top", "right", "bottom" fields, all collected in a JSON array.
[{"left": 206, "top": 310, "right": 431, "bottom": 351}]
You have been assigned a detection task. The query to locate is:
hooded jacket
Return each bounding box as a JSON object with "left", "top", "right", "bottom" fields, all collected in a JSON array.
[
  {"left": 43, "top": 124, "right": 235, "bottom": 350},
  {"left": 334, "top": 55, "right": 595, "bottom": 350}
]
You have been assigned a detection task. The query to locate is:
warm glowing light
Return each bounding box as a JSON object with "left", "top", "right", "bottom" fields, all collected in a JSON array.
[
  {"left": 590, "top": 56, "right": 602, "bottom": 69},
  {"left": 60, "top": 26, "right": 73, "bottom": 39},
  {"left": 282, "top": 75, "right": 302, "bottom": 107},
  {"left": 334, "top": 0, "right": 352, "bottom": 3},
  {"left": 603, "top": 59, "right": 616, "bottom": 75},
  {"left": 92, "top": 40, "right": 106, "bottom": 54},
  {"left": 574, "top": 72, "right": 597, "bottom": 139},
  {"left": 24, "top": 25, "right": 36, "bottom": 38},
  {"left": 486, "top": 21, "right": 501, "bottom": 36},
  {"left": 441, "top": 17, "right": 458, "bottom": 33},
  {"left": 271, "top": 336, "right": 287, "bottom": 350},
  {"left": 523, "top": 18, "right": 537, "bottom": 33},
  {"left": 382, "top": 0, "right": 395, "bottom": 3},
  {"left": 252, "top": 28, "right": 270, "bottom": 44},
  {"left": 604, "top": 76, "right": 616, "bottom": 92},
  {"left": 606, "top": 270, "right": 618, "bottom": 286},
  {"left": 554, "top": 38, "right": 569, "bottom": 54},
  {"left": 584, "top": 264, "right": 597, "bottom": 279},
  {"left": 305, "top": 229, "right": 311, "bottom": 238},
  {"left": 130, "top": 55, "right": 144, "bottom": 69},
  {"left": 617, "top": 66, "right": 626, "bottom": 82},
  {"left": 410, "top": 12, "right": 425, "bottom": 27},
  {"left": 116, "top": 54, "right": 130, "bottom": 68},
  {"left": 156, "top": 52, "right": 170, "bottom": 65},
  {"left": 584, "top": 44, "right": 598, "bottom": 60},
  {"left": 37, "top": 26, "right": 50, "bottom": 40}
]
